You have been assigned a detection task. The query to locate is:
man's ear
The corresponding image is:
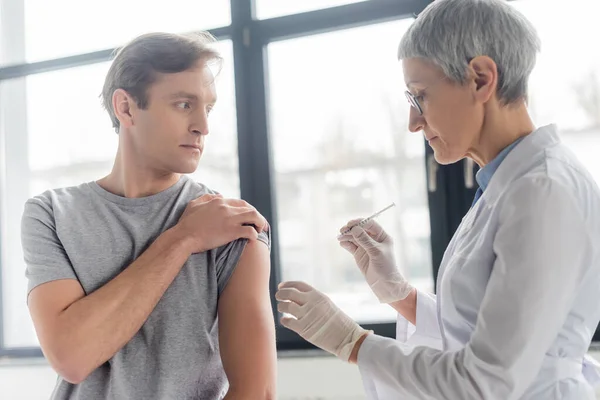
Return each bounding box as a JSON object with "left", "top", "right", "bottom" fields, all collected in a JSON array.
[
  {"left": 468, "top": 56, "right": 498, "bottom": 104},
  {"left": 112, "top": 89, "right": 135, "bottom": 129}
]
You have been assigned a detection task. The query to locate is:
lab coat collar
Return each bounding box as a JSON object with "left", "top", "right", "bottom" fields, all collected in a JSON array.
[{"left": 482, "top": 124, "right": 560, "bottom": 206}]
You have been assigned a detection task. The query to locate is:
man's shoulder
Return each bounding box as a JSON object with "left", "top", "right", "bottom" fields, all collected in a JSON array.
[
  {"left": 181, "top": 176, "right": 217, "bottom": 197},
  {"left": 25, "top": 182, "right": 92, "bottom": 214},
  {"left": 179, "top": 177, "right": 240, "bottom": 206},
  {"left": 181, "top": 177, "right": 271, "bottom": 248}
]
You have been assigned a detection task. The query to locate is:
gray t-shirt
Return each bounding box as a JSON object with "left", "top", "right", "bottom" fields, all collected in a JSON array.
[{"left": 21, "top": 175, "right": 270, "bottom": 400}]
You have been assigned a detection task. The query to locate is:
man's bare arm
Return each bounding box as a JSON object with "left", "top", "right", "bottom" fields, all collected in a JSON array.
[{"left": 219, "top": 240, "right": 277, "bottom": 400}]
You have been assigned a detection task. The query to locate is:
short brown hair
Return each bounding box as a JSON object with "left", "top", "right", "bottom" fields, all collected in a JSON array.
[{"left": 101, "top": 31, "right": 221, "bottom": 132}]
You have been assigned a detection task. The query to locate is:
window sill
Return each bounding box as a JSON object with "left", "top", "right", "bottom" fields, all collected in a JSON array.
[
  {"left": 3, "top": 342, "right": 600, "bottom": 368},
  {"left": 0, "top": 356, "right": 48, "bottom": 368}
]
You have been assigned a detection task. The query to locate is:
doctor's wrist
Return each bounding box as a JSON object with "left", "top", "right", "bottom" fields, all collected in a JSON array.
[
  {"left": 389, "top": 288, "right": 417, "bottom": 325},
  {"left": 349, "top": 332, "right": 371, "bottom": 364}
]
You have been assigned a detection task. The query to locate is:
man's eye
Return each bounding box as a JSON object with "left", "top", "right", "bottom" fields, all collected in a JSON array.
[{"left": 177, "top": 102, "right": 191, "bottom": 109}]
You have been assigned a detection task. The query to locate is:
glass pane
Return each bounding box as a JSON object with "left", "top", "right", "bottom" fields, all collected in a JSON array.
[
  {"left": 512, "top": 0, "right": 600, "bottom": 182},
  {"left": 255, "top": 0, "right": 367, "bottom": 20},
  {"left": 267, "top": 20, "right": 433, "bottom": 324},
  {"left": 9, "top": 0, "right": 230, "bottom": 64},
  {"left": 189, "top": 41, "right": 240, "bottom": 198},
  {"left": 0, "top": 40, "right": 238, "bottom": 348}
]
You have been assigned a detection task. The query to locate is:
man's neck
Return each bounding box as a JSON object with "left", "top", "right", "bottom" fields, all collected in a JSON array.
[{"left": 97, "top": 146, "right": 181, "bottom": 199}]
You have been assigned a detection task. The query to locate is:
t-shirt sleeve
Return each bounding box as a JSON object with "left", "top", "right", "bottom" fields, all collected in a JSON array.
[
  {"left": 21, "top": 196, "right": 78, "bottom": 296},
  {"left": 215, "top": 229, "right": 271, "bottom": 296}
]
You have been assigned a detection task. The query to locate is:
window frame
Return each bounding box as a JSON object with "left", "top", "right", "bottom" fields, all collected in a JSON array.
[
  {"left": 5, "top": 0, "right": 564, "bottom": 360},
  {"left": 229, "top": 0, "right": 439, "bottom": 351}
]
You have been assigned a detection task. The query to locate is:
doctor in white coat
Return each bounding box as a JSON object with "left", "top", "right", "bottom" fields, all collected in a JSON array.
[{"left": 275, "top": 0, "right": 600, "bottom": 398}]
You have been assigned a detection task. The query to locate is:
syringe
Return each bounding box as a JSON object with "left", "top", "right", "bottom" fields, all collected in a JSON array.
[{"left": 338, "top": 202, "right": 396, "bottom": 237}]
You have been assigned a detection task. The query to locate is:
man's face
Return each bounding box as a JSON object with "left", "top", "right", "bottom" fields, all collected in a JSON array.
[{"left": 128, "top": 61, "right": 217, "bottom": 174}]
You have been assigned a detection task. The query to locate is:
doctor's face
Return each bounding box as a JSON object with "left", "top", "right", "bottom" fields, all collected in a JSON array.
[{"left": 402, "top": 57, "right": 484, "bottom": 165}]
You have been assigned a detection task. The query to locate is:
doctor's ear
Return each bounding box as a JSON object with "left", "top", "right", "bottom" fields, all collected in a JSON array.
[
  {"left": 112, "top": 89, "right": 136, "bottom": 129},
  {"left": 468, "top": 56, "right": 498, "bottom": 104}
]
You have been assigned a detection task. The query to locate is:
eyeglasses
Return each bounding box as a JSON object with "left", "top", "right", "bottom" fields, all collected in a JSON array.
[
  {"left": 404, "top": 76, "right": 447, "bottom": 116},
  {"left": 404, "top": 90, "right": 424, "bottom": 115}
]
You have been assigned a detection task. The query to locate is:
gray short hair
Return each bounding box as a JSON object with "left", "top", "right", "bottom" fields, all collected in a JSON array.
[
  {"left": 101, "top": 32, "right": 222, "bottom": 133},
  {"left": 398, "top": 0, "right": 541, "bottom": 105}
]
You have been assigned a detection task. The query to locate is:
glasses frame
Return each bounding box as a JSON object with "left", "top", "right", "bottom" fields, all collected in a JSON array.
[{"left": 404, "top": 75, "right": 448, "bottom": 115}]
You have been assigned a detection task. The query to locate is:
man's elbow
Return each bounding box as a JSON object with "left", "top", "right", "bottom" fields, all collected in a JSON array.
[
  {"left": 44, "top": 342, "right": 93, "bottom": 384},
  {"left": 226, "top": 383, "right": 276, "bottom": 400},
  {"left": 225, "top": 369, "right": 276, "bottom": 400}
]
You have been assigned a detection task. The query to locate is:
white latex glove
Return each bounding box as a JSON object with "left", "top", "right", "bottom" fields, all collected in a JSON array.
[
  {"left": 338, "top": 219, "right": 413, "bottom": 304},
  {"left": 276, "top": 281, "right": 370, "bottom": 362}
]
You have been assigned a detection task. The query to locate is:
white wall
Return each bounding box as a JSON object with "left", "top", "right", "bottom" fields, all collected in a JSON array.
[
  {"left": 0, "top": 355, "right": 366, "bottom": 400},
  {"left": 2, "top": 353, "right": 600, "bottom": 400}
]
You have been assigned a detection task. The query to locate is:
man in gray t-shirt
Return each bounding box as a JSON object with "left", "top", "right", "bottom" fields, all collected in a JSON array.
[{"left": 22, "top": 32, "right": 277, "bottom": 400}]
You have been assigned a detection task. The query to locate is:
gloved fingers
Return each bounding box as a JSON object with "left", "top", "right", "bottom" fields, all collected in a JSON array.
[
  {"left": 339, "top": 218, "right": 390, "bottom": 242},
  {"left": 275, "top": 287, "right": 309, "bottom": 306},
  {"left": 280, "top": 315, "right": 301, "bottom": 332},
  {"left": 339, "top": 218, "right": 363, "bottom": 235},
  {"left": 278, "top": 280, "right": 315, "bottom": 293},
  {"left": 341, "top": 218, "right": 384, "bottom": 236},
  {"left": 337, "top": 233, "right": 353, "bottom": 241},
  {"left": 350, "top": 225, "right": 378, "bottom": 248},
  {"left": 339, "top": 240, "right": 358, "bottom": 254},
  {"left": 277, "top": 300, "right": 306, "bottom": 318},
  {"left": 360, "top": 219, "right": 389, "bottom": 242},
  {"left": 359, "top": 218, "right": 381, "bottom": 232}
]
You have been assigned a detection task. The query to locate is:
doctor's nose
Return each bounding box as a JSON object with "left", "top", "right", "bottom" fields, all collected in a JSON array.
[{"left": 408, "top": 106, "right": 425, "bottom": 133}]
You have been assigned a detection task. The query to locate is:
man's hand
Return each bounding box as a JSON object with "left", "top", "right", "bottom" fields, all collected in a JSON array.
[
  {"left": 338, "top": 219, "right": 413, "bottom": 304},
  {"left": 276, "top": 281, "right": 370, "bottom": 362},
  {"left": 173, "top": 194, "right": 269, "bottom": 254}
]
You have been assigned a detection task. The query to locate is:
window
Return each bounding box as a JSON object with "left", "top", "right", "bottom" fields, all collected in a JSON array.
[
  {"left": 255, "top": 0, "right": 367, "bottom": 19},
  {"left": 189, "top": 41, "right": 240, "bottom": 199},
  {"left": 0, "top": 0, "right": 441, "bottom": 356},
  {"left": 512, "top": 0, "right": 600, "bottom": 181},
  {"left": 1, "top": 61, "right": 113, "bottom": 348},
  {"left": 267, "top": 20, "right": 433, "bottom": 324},
  {"left": 0, "top": 39, "right": 238, "bottom": 348},
  {"left": 1, "top": 0, "right": 231, "bottom": 65}
]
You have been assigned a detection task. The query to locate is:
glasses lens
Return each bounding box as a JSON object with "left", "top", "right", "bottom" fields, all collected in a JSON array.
[{"left": 405, "top": 91, "right": 421, "bottom": 114}]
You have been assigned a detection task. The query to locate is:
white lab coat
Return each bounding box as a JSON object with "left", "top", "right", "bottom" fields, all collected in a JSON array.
[{"left": 357, "top": 125, "right": 600, "bottom": 399}]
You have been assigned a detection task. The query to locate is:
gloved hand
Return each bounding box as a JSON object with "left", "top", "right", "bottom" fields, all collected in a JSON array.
[
  {"left": 338, "top": 219, "right": 413, "bottom": 304},
  {"left": 276, "top": 281, "right": 370, "bottom": 362}
]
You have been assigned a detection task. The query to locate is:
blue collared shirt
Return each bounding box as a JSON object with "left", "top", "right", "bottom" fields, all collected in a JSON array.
[{"left": 472, "top": 136, "right": 526, "bottom": 206}]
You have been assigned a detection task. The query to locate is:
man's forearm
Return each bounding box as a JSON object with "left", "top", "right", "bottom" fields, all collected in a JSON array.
[{"left": 52, "top": 227, "right": 191, "bottom": 382}]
